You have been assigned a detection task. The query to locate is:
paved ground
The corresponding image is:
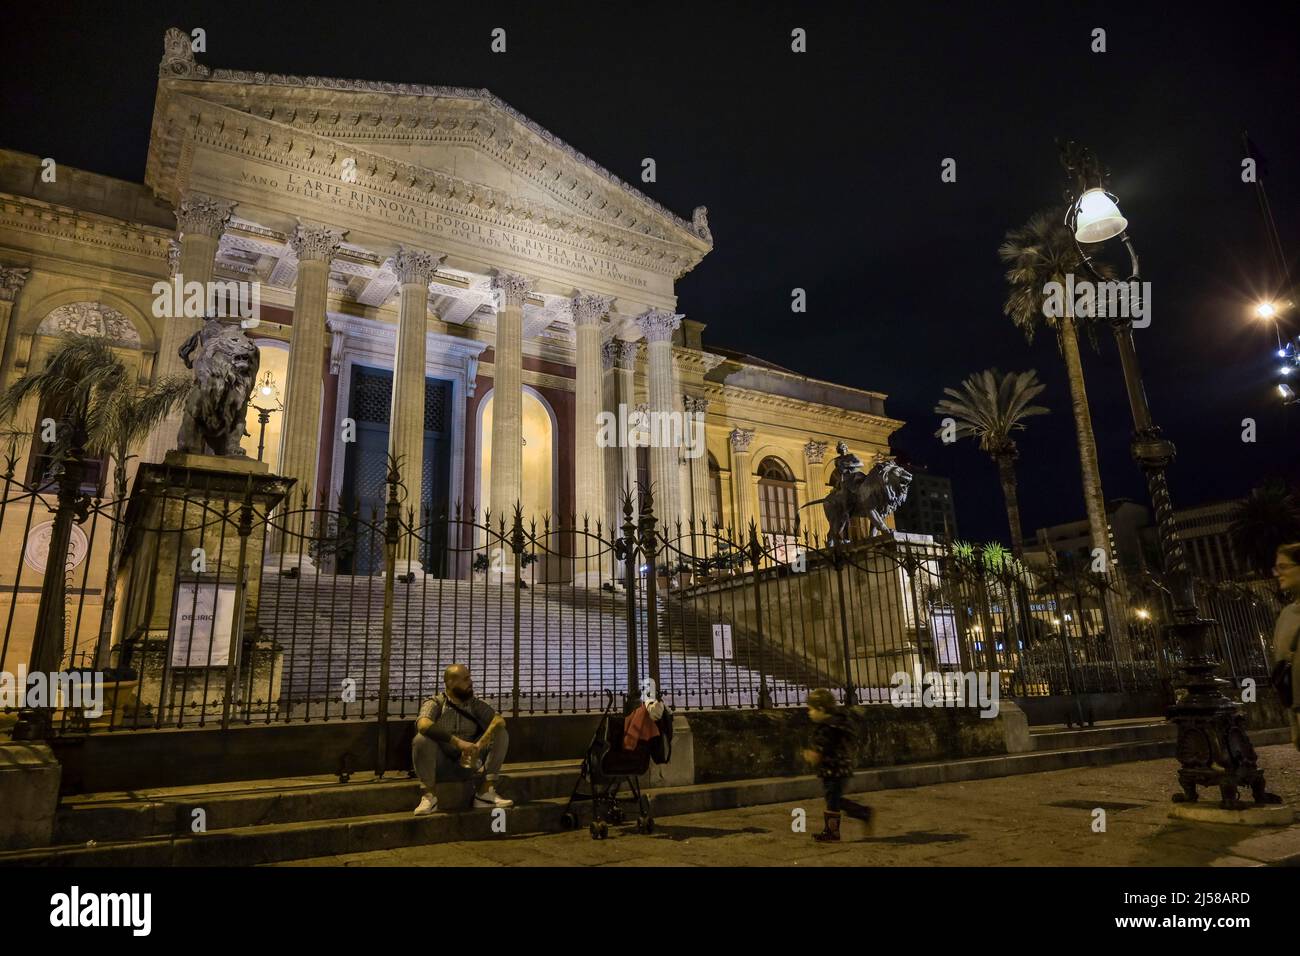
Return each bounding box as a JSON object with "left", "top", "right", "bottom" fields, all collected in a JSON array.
[{"left": 278, "top": 743, "right": 1300, "bottom": 867}]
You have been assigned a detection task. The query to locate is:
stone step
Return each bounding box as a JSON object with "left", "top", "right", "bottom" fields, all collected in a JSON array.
[
  {"left": 6, "top": 728, "right": 1288, "bottom": 867},
  {"left": 52, "top": 759, "right": 582, "bottom": 845},
  {"left": 1029, "top": 718, "right": 1174, "bottom": 751}
]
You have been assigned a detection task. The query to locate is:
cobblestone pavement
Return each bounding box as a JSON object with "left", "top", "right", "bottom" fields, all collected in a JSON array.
[{"left": 278, "top": 744, "right": 1300, "bottom": 867}]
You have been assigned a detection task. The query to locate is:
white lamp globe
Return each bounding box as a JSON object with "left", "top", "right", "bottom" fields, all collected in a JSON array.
[{"left": 1073, "top": 188, "right": 1128, "bottom": 243}]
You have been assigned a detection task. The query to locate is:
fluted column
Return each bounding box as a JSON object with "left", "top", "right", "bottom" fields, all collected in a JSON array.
[
  {"left": 635, "top": 309, "right": 683, "bottom": 529},
  {"left": 489, "top": 271, "right": 533, "bottom": 519},
  {"left": 613, "top": 340, "right": 639, "bottom": 524},
  {"left": 572, "top": 292, "right": 612, "bottom": 528},
  {"left": 684, "top": 396, "right": 712, "bottom": 528},
  {"left": 390, "top": 247, "right": 443, "bottom": 544},
  {"left": 0, "top": 266, "right": 31, "bottom": 370},
  {"left": 804, "top": 440, "right": 831, "bottom": 542},
  {"left": 601, "top": 339, "right": 621, "bottom": 533},
  {"left": 279, "top": 222, "right": 346, "bottom": 498},
  {"left": 145, "top": 193, "right": 235, "bottom": 462},
  {"left": 729, "top": 427, "right": 756, "bottom": 533}
]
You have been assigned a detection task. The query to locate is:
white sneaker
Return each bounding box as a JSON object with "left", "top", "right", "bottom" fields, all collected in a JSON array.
[
  {"left": 413, "top": 793, "right": 438, "bottom": 815},
  {"left": 474, "top": 787, "right": 513, "bottom": 809}
]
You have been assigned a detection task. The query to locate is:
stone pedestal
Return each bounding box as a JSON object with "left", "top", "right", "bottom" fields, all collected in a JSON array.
[
  {"left": 114, "top": 453, "right": 292, "bottom": 725},
  {"left": 0, "top": 743, "right": 61, "bottom": 849}
]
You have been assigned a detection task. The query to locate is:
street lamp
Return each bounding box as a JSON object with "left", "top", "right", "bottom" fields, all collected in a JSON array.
[
  {"left": 250, "top": 370, "right": 283, "bottom": 463},
  {"left": 1057, "top": 140, "right": 1279, "bottom": 808},
  {"left": 1254, "top": 301, "right": 1277, "bottom": 320}
]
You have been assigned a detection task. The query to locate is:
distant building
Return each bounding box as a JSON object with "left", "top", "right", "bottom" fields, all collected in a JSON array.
[
  {"left": 1028, "top": 499, "right": 1150, "bottom": 570},
  {"left": 1029, "top": 497, "right": 1248, "bottom": 582},
  {"left": 1163, "top": 500, "right": 1246, "bottom": 582},
  {"left": 893, "top": 469, "right": 957, "bottom": 542}
]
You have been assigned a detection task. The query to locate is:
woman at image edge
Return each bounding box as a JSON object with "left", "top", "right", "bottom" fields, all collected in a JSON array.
[{"left": 1272, "top": 542, "right": 1300, "bottom": 748}]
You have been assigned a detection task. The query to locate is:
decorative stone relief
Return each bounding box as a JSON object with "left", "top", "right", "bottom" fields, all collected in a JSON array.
[
  {"left": 23, "top": 521, "right": 89, "bottom": 576},
  {"left": 804, "top": 440, "right": 828, "bottom": 464},
  {"left": 683, "top": 395, "right": 710, "bottom": 415},
  {"left": 37, "top": 303, "right": 142, "bottom": 348},
  {"left": 614, "top": 339, "right": 639, "bottom": 370},
  {"left": 160, "top": 26, "right": 197, "bottom": 77}
]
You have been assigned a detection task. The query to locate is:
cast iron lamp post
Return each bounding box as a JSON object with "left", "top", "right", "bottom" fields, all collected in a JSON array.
[
  {"left": 1058, "top": 140, "right": 1279, "bottom": 807},
  {"left": 250, "top": 370, "right": 283, "bottom": 463}
]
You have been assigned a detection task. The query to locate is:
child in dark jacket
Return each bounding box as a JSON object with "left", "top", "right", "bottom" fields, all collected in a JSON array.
[{"left": 803, "top": 688, "right": 873, "bottom": 842}]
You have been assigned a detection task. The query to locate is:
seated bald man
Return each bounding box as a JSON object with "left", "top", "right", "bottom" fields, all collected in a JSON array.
[{"left": 412, "top": 664, "right": 512, "bottom": 813}]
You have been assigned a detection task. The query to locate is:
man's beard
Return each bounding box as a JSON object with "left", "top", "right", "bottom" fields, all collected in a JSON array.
[{"left": 451, "top": 685, "right": 473, "bottom": 701}]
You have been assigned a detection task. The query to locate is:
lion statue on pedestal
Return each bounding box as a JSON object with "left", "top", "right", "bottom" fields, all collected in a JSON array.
[
  {"left": 175, "top": 315, "right": 260, "bottom": 457},
  {"left": 803, "top": 446, "right": 912, "bottom": 545}
]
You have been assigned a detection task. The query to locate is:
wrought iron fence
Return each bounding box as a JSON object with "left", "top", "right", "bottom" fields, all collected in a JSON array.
[{"left": 0, "top": 450, "right": 1283, "bottom": 736}]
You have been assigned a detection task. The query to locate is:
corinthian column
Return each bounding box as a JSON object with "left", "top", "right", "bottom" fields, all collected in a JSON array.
[
  {"left": 804, "top": 440, "right": 831, "bottom": 542},
  {"left": 684, "top": 396, "right": 711, "bottom": 527},
  {"left": 729, "top": 427, "right": 757, "bottom": 533},
  {"left": 612, "top": 340, "right": 639, "bottom": 524},
  {"left": 0, "top": 266, "right": 31, "bottom": 365},
  {"left": 489, "top": 271, "right": 533, "bottom": 520},
  {"left": 145, "top": 193, "right": 235, "bottom": 462},
  {"left": 390, "top": 247, "right": 443, "bottom": 542},
  {"left": 601, "top": 339, "right": 620, "bottom": 533},
  {"left": 279, "top": 222, "right": 346, "bottom": 499},
  {"left": 635, "top": 309, "right": 683, "bottom": 530},
  {"left": 572, "top": 292, "right": 612, "bottom": 528}
]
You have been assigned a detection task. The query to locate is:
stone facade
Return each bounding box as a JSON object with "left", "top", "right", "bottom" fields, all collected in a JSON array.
[{"left": 0, "top": 31, "right": 903, "bottom": 675}]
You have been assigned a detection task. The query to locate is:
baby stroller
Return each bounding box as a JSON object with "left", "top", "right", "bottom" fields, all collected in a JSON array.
[{"left": 560, "top": 689, "right": 671, "bottom": 840}]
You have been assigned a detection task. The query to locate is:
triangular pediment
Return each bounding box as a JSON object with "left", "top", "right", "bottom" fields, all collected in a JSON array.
[{"left": 147, "top": 37, "right": 712, "bottom": 270}]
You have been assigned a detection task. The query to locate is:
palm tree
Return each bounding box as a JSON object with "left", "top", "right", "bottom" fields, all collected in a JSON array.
[
  {"left": 1229, "top": 479, "right": 1300, "bottom": 577},
  {"left": 999, "top": 209, "right": 1115, "bottom": 566},
  {"left": 934, "top": 368, "right": 1049, "bottom": 557},
  {"left": 0, "top": 334, "right": 190, "bottom": 674}
]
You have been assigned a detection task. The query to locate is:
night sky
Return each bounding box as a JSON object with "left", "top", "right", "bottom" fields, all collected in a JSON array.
[{"left": 2, "top": 1, "right": 1296, "bottom": 542}]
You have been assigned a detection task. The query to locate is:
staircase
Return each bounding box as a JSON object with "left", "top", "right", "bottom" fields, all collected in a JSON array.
[{"left": 258, "top": 573, "right": 824, "bottom": 715}]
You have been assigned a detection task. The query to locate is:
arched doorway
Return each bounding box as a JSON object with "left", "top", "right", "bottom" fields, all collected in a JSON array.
[{"left": 478, "top": 387, "right": 555, "bottom": 523}]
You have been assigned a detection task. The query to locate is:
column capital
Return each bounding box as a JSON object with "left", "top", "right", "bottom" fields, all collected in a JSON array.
[
  {"left": 635, "top": 309, "right": 682, "bottom": 343},
  {"left": 729, "top": 427, "right": 755, "bottom": 454},
  {"left": 290, "top": 222, "right": 348, "bottom": 262},
  {"left": 167, "top": 239, "right": 181, "bottom": 277},
  {"left": 174, "top": 193, "right": 236, "bottom": 239},
  {"left": 572, "top": 292, "right": 614, "bottom": 327},
  {"left": 684, "top": 394, "right": 710, "bottom": 415},
  {"left": 0, "top": 266, "right": 31, "bottom": 303},
  {"left": 601, "top": 338, "right": 619, "bottom": 371},
  {"left": 393, "top": 246, "right": 444, "bottom": 285},
  {"left": 613, "top": 338, "right": 639, "bottom": 370},
  {"left": 804, "top": 440, "right": 828, "bottom": 464},
  {"left": 492, "top": 270, "right": 535, "bottom": 307}
]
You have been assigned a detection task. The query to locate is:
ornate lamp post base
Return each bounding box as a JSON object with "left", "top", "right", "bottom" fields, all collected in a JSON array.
[{"left": 1167, "top": 619, "right": 1281, "bottom": 808}]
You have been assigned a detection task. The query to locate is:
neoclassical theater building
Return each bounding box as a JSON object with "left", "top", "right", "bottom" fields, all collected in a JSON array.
[{"left": 0, "top": 31, "right": 901, "bottom": 655}]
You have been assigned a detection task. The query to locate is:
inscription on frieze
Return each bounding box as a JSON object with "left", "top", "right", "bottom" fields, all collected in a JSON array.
[{"left": 236, "top": 168, "right": 650, "bottom": 288}]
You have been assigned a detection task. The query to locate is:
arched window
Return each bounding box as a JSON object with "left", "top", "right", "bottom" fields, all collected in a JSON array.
[
  {"left": 757, "top": 456, "right": 798, "bottom": 535},
  {"left": 708, "top": 453, "right": 722, "bottom": 528}
]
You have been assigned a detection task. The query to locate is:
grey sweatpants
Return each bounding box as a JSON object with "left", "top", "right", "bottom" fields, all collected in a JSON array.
[{"left": 412, "top": 728, "right": 509, "bottom": 790}]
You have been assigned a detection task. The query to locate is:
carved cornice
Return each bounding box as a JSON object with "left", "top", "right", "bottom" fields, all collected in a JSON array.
[
  {"left": 635, "top": 309, "right": 682, "bottom": 343},
  {"left": 157, "top": 38, "right": 710, "bottom": 252},
  {"left": 804, "top": 440, "right": 828, "bottom": 464},
  {"left": 0, "top": 193, "right": 173, "bottom": 266},
  {"left": 729, "top": 427, "right": 755, "bottom": 454},
  {"left": 288, "top": 221, "right": 347, "bottom": 262},
  {"left": 175, "top": 193, "right": 236, "bottom": 239},
  {"left": 492, "top": 270, "right": 534, "bottom": 308},
  {"left": 147, "top": 92, "right": 708, "bottom": 280},
  {"left": 0, "top": 266, "right": 31, "bottom": 303},
  {"left": 702, "top": 381, "right": 904, "bottom": 434},
  {"left": 393, "top": 246, "right": 443, "bottom": 285},
  {"left": 571, "top": 292, "right": 614, "bottom": 327}
]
